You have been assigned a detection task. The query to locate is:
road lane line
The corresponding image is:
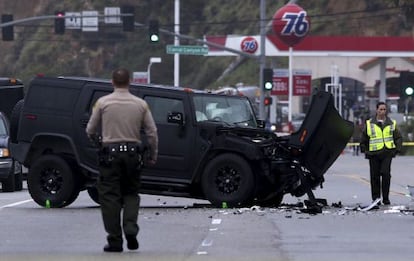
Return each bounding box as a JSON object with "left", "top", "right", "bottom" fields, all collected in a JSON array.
[
  {"left": 201, "top": 239, "right": 213, "bottom": 246},
  {"left": 336, "top": 174, "right": 407, "bottom": 196},
  {"left": 196, "top": 216, "right": 224, "bottom": 255},
  {"left": 0, "top": 199, "right": 33, "bottom": 210},
  {"left": 211, "top": 218, "right": 221, "bottom": 224}
]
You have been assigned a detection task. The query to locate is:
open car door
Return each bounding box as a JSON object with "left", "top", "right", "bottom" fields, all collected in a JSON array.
[{"left": 289, "top": 91, "right": 354, "bottom": 179}]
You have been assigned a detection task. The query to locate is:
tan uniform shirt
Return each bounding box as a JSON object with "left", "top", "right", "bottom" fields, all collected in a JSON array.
[{"left": 86, "top": 87, "right": 158, "bottom": 161}]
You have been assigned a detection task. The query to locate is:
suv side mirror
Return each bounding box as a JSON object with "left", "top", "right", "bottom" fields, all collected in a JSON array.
[{"left": 167, "top": 111, "right": 184, "bottom": 125}]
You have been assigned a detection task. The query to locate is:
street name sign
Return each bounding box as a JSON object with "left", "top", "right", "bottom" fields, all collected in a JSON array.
[
  {"left": 82, "top": 11, "right": 99, "bottom": 32},
  {"left": 166, "top": 45, "right": 208, "bottom": 55}
]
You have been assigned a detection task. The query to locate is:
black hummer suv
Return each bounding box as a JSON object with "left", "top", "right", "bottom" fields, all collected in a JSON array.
[{"left": 10, "top": 76, "right": 353, "bottom": 208}]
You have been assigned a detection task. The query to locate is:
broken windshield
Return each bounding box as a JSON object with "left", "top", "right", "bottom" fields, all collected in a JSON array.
[{"left": 193, "top": 94, "right": 257, "bottom": 127}]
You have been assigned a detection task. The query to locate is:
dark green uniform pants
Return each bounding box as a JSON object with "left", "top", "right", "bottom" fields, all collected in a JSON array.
[{"left": 98, "top": 152, "right": 141, "bottom": 247}]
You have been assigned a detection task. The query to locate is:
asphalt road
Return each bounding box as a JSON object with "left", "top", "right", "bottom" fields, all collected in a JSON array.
[{"left": 1, "top": 152, "right": 414, "bottom": 261}]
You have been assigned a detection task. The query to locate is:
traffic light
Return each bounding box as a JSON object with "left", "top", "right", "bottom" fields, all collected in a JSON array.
[
  {"left": 121, "top": 5, "right": 135, "bottom": 32},
  {"left": 54, "top": 11, "right": 65, "bottom": 34},
  {"left": 149, "top": 20, "right": 159, "bottom": 43},
  {"left": 400, "top": 71, "right": 414, "bottom": 97},
  {"left": 2, "top": 14, "right": 14, "bottom": 41},
  {"left": 264, "top": 97, "right": 273, "bottom": 106},
  {"left": 263, "top": 68, "right": 273, "bottom": 91}
]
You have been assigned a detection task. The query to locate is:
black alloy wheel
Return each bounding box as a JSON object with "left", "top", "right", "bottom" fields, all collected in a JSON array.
[
  {"left": 202, "top": 153, "right": 255, "bottom": 208},
  {"left": 28, "top": 155, "right": 79, "bottom": 208}
]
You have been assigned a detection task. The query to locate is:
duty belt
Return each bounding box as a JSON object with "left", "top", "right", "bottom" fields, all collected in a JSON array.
[
  {"left": 102, "top": 142, "right": 142, "bottom": 154},
  {"left": 98, "top": 142, "right": 144, "bottom": 167}
]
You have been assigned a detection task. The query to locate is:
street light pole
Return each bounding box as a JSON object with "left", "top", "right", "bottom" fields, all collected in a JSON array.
[{"left": 147, "top": 57, "right": 161, "bottom": 84}]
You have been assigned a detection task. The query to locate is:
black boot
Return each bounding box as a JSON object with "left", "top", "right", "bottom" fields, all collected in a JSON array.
[
  {"left": 103, "top": 244, "right": 123, "bottom": 252},
  {"left": 126, "top": 235, "right": 139, "bottom": 250}
]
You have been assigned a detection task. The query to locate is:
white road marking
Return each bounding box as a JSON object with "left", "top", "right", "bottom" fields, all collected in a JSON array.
[
  {"left": 201, "top": 239, "right": 213, "bottom": 246},
  {"left": 0, "top": 199, "right": 33, "bottom": 210},
  {"left": 211, "top": 218, "right": 221, "bottom": 224},
  {"left": 196, "top": 216, "right": 224, "bottom": 255}
]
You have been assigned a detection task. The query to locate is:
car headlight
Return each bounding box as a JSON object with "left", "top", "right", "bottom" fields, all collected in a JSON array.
[{"left": 0, "top": 148, "right": 10, "bottom": 157}]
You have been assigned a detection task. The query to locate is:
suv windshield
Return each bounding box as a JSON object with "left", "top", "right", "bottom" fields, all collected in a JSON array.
[{"left": 193, "top": 95, "right": 257, "bottom": 127}]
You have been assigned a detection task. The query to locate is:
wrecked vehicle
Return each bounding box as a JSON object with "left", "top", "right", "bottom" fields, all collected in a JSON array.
[{"left": 10, "top": 76, "right": 353, "bottom": 208}]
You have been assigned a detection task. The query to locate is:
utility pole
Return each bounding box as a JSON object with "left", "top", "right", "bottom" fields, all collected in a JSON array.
[
  {"left": 259, "top": 0, "right": 266, "bottom": 120},
  {"left": 174, "top": 0, "right": 180, "bottom": 87}
]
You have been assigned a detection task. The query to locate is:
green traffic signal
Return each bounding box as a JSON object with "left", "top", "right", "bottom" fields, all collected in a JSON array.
[
  {"left": 149, "top": 20, "right": 159, "bottom": 43},
  {"left": 400, "top": 71, "right": 414, "bottom": 97},
  {"left": 264, "top": 82, "right": 273, "bottom": 90},
  {"left": 263, "top": 68, "right": 273, "bottom": 91},
  {"left": 150, "top": 34, "right": 159, "bottom": 42}
]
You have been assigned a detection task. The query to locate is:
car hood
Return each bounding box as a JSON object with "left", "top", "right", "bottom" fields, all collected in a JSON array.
[{"left": 289, "top": 91, "right": 354, "bottom": 178}]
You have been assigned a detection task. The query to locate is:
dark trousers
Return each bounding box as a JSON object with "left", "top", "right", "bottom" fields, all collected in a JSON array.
[
  {"left": 368, "top": 153, "right": 392, "bottom": 202},
  {"left": 98, "top": 152, "right": 141, "bottom": 247}
]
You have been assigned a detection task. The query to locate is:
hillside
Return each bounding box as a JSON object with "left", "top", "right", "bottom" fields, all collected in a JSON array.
[{"left": 1, "top": 0, "right": 414, "bottom": 89}]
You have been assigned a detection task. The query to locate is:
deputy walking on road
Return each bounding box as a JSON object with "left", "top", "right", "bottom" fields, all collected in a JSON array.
[
  {"left": 86, "top": 68, "right": 158, "bottom": 252},
  {"left": 360, "top": 101, "right": 402, "bottom": 205}
]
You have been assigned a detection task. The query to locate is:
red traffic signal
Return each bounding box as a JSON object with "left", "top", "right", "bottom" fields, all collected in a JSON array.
[
  {"left": 1, "top": 14, "right": 14, "bottom": 41},
  {"left": 264, "top": 97, "right": 273, "bottom": 106},
  {"left": 54, "top": 11, "right": 65, "bottom": 34}
]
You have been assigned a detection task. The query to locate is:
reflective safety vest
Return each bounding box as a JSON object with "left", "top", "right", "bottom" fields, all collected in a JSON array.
[{"left": 366, "top": 119, "right": 396, "bottom": 151}]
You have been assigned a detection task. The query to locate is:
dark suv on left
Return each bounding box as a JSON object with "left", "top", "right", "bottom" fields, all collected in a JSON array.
[
  {"left": 0, "top": 112, "right": 23, "bottom": 192},
  {"left": 0, "top": 77, "right": 25, "bottom": 192}
]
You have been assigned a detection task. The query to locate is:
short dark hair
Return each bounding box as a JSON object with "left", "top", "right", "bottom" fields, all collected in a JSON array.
[
  {"left": 112, "top": 68, "right": 130, "bottom": 87},
  {"left": 376, "top": 101, "right": 386, "bottom": 109}
]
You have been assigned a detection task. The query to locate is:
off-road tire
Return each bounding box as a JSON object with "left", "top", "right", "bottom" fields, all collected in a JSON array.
[
  {"left": 1, "top": 170, "right": 15, "bottom": 192},
  {"left": 202, "top": 153, "right": 255, "bottom": 208},
  {"left": 28, "top": 154, "right": 80, "bottom": 208},
  {"left": 14, "top": 170, "right": 23, "bottom": 191}
]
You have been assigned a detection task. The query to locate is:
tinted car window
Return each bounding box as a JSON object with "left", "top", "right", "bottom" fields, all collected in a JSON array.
[
  {"left": 26, "top": 85, "right": 80, "bottom": 113},
  {"left": 144, "top": 96, "right": 184, "bottom": 124}
]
